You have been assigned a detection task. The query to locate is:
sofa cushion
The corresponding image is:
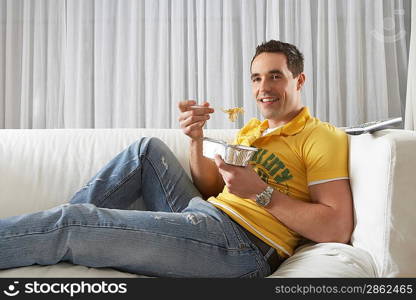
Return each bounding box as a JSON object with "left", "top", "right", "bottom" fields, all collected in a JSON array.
[
  {"left": 270, "top": 243, "right": 376, "bottom": 277},
  {"left": 348, "top": 129, "right": 416, "bottom": 277},
  {"left": 0, "top": 262, "right": 141, "bottom": 278},
  {"left": 0, "top": 243, "right": 376, "bottom": 278}
]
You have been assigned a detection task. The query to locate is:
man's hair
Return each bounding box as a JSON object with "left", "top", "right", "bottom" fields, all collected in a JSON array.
[{"left": 251, "top": 40, "right": 304, "bottom": 77}]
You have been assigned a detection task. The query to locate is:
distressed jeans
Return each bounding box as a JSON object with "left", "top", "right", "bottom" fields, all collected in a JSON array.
[{"left": 0, "top": 137, "right": 271, "bottom": 278}]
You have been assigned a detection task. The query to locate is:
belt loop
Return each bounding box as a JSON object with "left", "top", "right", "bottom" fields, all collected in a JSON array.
[{"left": 264, "top": 247, "right": 275, "bottom": 260}]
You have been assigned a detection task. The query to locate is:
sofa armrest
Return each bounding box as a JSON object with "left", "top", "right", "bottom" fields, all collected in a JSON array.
[{"left": 348, "top": 129, "right": 416, "bottom": 277}]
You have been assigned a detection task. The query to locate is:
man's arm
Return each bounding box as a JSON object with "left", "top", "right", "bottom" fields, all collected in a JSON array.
[
  {"left": 266, "top": 179, "right": 353, "bottom": 243},
  {"left": 178, "top": 100, "right": 225, "bottom": 199},
  {"left": 214, "top": 155, "right": 353, "bottom": 244},
  {"left": 188, "top": 139, "right": 225, "bottom": 199}
]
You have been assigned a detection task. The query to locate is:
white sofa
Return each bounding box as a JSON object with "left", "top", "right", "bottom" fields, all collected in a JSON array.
[{"left": 0, "top": 128, "right": 415, "bottom": 278}]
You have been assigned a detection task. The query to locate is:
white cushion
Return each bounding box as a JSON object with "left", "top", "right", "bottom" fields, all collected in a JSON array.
[
  {"left": 348, "top": 129, "right": 416, "bottom": 277},
  {"left": 0, "top": 263, "right": 141, "bottom": 278},
  {"left": 270, "top": 243, "right": 376, "bottom": 277}
]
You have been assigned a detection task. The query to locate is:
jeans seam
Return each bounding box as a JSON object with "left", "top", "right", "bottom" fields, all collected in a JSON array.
[
  {"left": 232, "top": 224, "right": 271, "bottom": 276},
  {"left": 98, "top": 166, "right": 140, "bottom": 207},
  {"left": 141, "top": 154, "right": 175, "bottom": 212},
  {"left": 225, "top": 216, "right": 253, "bottom": 250},
  {"left": 1, "top": 223, "right": 249, "bottom": 253},
  {"left": 93, "top": 138, "right": 146, "bottom": 207},
  {"left": 239, "top": 269, "right": 259, "bottom": 278}
]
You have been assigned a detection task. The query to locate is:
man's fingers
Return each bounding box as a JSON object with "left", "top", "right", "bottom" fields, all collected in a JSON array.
[
  {"left": 178, "top": 100, "right": 214, "bottom": 114},
  {"left": 178, "top": 109, "right": 214, "bottom": 126},
  {"left": 178, "top": 100, "right": 214, "bottom": 140},
  {"left": 183, "top": 120, "right": 206, "bottom": 132},
  {"left": 178, "top": 100, "right": 197, "bottom": 112},
  {"left": 179, "top": 115, "right": 210, "bottom": 128},
  {"left": 187, "top": 106, "right": 215, "bottom": 115},
  {"left": 214, "top": 154, "right": 227, "bottom": 168}
]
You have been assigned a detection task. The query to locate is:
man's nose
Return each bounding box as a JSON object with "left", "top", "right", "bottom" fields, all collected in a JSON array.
[{"left": 259, "top": 79, "right": 271, "bottom": 93}]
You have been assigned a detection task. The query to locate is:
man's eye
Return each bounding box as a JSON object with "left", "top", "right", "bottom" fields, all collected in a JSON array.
[
  {"left": 252, "top": 77, "right": 260, "bottom": 82},
  {"left": 272, "top": 74, "right": 280, "bottom": 80}
]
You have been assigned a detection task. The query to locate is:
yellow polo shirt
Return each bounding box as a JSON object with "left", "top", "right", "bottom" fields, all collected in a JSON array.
[{"left": 208, "top": 107, "right": 349, "bottom": 257}]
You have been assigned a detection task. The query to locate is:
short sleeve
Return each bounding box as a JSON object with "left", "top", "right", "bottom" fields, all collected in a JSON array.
[{"left": 303, "top": 126, "right": 349, "bottom": 184}]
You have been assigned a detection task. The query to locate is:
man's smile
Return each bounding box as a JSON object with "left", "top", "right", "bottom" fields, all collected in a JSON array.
[{"left": 257, "top": 97, "right": 280, "bottom": 103}]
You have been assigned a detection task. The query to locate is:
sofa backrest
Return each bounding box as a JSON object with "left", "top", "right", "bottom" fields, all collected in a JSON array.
[{"left": 0, "top": 129, "right": 237, "bottom": 218}]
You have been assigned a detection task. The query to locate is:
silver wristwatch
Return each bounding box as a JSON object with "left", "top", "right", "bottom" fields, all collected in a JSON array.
[{"left": 255, "top": 186, "right": 274, "bottom": 207}]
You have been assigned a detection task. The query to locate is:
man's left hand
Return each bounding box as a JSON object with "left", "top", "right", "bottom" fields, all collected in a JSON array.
[{"left": 213, "top": 155, "right": 267, "bottom": 200}]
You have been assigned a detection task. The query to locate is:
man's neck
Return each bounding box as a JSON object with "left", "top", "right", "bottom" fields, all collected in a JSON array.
[{"left": 268, "top": 106, "right": 304, "bottom": 129}]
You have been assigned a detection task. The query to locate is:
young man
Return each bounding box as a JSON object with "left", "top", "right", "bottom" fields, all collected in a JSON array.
[
  {"left": 0, "top": 40, "right": 352, "bottom": 278},
  {"left": 180, "top": 39, "right": 353, "bottom": 268}
]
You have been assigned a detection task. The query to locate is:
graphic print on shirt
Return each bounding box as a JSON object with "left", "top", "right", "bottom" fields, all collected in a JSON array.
[{"left": 250, "top": 148, "right": 293, "bottom": 195}]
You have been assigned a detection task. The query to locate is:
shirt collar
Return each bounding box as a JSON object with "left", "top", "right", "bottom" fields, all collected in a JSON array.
[
  {"left": 267, "top": 106, "right": 311, "bottom": 137},
  {"left": 236, "top": 107, "right": 311, "bottom": 146}
]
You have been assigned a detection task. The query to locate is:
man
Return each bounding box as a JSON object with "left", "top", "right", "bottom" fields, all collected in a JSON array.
[
  {"left": 179, "top": 39, "right": 353, "bottom": 271},
  {"left": 0, "top": 40, "right": 352, "bottom": 278}
]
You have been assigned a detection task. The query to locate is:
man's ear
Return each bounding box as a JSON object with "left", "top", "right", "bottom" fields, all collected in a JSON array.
[{"left": 296, "top": 73, "right": 306, "bottom": 90}]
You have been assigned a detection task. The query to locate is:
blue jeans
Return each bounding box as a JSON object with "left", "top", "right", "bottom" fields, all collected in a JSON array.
[{"left": 0, "top": 137, "right": 271, "bottom": 278}]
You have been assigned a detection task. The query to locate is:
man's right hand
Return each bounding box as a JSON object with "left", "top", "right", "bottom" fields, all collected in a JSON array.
[
  {"left": 179, "top": 100, "right": 223, "bottom": 198},
  {"left": 178, "top": 100, "right": 214, "bottom": 140}
]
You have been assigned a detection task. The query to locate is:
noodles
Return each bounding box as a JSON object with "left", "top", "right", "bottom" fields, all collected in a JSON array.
[{"left": 221, "top": 107, "right": 245, "bottom": 122}]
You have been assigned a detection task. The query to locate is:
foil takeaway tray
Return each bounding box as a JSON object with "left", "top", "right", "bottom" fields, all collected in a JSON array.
[{"left": 202, "top": 137, "right": 257, "bottom": 167}]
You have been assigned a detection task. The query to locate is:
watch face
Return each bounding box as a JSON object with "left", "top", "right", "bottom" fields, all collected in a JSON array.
[
  {"left": 256, "top": 186, "right": 273, "bottom": 207},
  {"left": 261, "top": 196, "right": 270, "bottom": 206},
  {"left": 256, "top": 194, "right": 266, "bottom": 206}
]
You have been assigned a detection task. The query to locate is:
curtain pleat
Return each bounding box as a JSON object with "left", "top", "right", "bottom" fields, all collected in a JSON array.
[
  {"left": 0, "top": 0, "right": 411, "bottom": 129},
  {"left": 405, "top": 0, "right": 415, "bottom": 130}
]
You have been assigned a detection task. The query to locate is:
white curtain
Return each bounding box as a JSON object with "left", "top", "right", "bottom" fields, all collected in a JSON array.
[
  {"left": 405, "top": 0, "right": 415, "bottom": 130},
  {"left": 0, "top": 0, "right": 411, "bottom": 129}
]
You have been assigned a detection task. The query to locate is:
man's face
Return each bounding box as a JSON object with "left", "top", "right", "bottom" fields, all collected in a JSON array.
[{"left": 251, "top": 52, "right": 305, "bottom": 128}]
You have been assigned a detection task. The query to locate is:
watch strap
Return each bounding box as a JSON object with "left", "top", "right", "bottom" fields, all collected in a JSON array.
[{"left": 255, "top": 185, "right": 274, "bottom": 207}]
